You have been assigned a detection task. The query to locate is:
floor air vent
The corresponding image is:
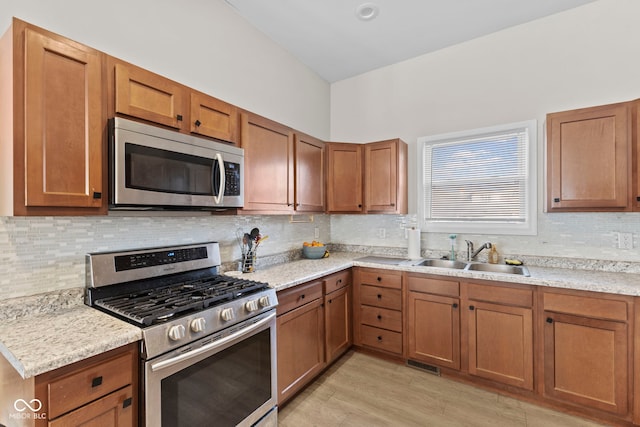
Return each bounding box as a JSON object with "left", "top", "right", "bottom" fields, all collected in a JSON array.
[{"left": 407, "top": 359, "right": 441, "bottom": 376}]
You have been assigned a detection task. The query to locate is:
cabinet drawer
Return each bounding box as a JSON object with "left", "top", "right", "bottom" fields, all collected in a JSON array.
[
  {"left": 543, "top": 292, "right": 628, "bottom": 322},
  {"left": 360, "top": 305, "right": 402, "bottom": 332},
  {"left": 359, "top": 270, "right": 402, "bottom": 289},
  {"left": 324, "top": 270, "right": 351, "bottom": 294},
  {"left": 360, "top": 285, "right": 402, "bottom": 310},
  {"left": 49, "top": 385, "right": 134, "bottom": 427},
  {"left": 48, "top": 353, "right": 134, "bottom": 419},
  {"left": 277, "top": 280, "right": 323, "bottom": 315},
  {"left": 360, "top": 325, "right": 402, "bottom": 354},
  {"left": 408, "top": 275, "right": 459, "bottom": 297},
  {"left": 465, "top": 283, "right": 532, "bottom": 308}
]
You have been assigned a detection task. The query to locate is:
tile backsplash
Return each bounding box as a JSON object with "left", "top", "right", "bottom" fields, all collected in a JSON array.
[
  {"left": 0, "top": 214, "right": 329, "bottom": 299},
  {"left": 2, "top": 211, "right": 639, "bottom": 299}
]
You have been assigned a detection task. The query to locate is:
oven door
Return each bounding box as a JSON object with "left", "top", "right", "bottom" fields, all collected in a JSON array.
[{"left": 144, "top": 311, "right": 277, "bottom": 427}]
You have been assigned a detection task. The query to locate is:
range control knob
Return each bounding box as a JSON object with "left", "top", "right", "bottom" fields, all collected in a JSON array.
[
  {"left": 168, "top": 324, "right": 186, "bottom": 341},
  {"left": 258, "top": 296, "right": 271, "bottom": 307},
  {"left": 220, "top": 308, "right": 235, "bottom": 322},
  {"left": 190, "top": 317, "right": 206, "bottom": 333},
  {"left": 245, "top": 300, "right": 259, "bottom": 312}
]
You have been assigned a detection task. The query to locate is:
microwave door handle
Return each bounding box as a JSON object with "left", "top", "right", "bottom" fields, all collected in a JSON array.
[{"left": 212, "top": 153, "right": 225, "bottom": 204}]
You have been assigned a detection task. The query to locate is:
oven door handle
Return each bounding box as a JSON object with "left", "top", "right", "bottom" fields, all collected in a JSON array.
[
  {"left": 212, "top": 153, "right": 225, "bottom": 205},
  {"left": 150, "top": 312, "right": 275, "bottom": 372}
]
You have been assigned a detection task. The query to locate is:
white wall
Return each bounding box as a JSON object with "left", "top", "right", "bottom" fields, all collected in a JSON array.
[
  {"left": 0, "top": 0, "right": 330, "bottom": 139},
  {"left": 330, "top": 0, "right": 640, "bottom": 262}
]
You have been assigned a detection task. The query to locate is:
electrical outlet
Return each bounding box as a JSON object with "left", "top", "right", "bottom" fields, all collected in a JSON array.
[
  {"left": 378, "top": 228, "right": 386, "bottom": 239},
  {"left": 314, "top": 227, "right": 319, "bottom": 239},
  {"left": 618, "top": 232, "right": 633, "bottom": 250}
]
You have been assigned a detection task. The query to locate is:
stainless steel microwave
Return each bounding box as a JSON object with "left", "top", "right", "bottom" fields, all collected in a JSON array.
[{"left": 109, "top": 117, "right": 244, "bottom": 210}]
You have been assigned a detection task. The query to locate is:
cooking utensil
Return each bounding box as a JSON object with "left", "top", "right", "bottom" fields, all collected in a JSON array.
[{"left": 250, "top": 227, "right": 260, "bottom": 241}]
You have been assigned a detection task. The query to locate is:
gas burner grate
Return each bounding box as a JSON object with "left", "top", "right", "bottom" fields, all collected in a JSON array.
[{"left": 94, "top": 275, "right": 269, "bottom": 326}]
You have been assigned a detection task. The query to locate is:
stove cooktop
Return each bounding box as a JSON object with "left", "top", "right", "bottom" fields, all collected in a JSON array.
[{"left": 94, "top": 275, "right": 269, "bottom": 326}]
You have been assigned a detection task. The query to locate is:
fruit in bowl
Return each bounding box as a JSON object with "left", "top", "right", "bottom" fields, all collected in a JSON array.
[{"left": 302, "top": 241, "right": 329, "bottom": 259}]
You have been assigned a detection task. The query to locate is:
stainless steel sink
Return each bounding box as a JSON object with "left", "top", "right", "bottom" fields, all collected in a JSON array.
[
  {"left": 416, "top": 259, "right": 468, "bottom": 269},
  {"left": 464, "top": 263, "right": 530, "bottom": 276}
]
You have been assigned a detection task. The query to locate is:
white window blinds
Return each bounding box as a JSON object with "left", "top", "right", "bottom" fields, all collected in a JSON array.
[{"left": 420, "top": 120, "right": 537, "bottom": 235}]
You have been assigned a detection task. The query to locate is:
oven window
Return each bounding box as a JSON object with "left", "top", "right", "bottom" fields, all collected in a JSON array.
[
  {"left": 125, "top": 143, "right": 214, "bottom": 195},
  {"left": 161, "top": 328, "right": 272, "bottom": 426}
]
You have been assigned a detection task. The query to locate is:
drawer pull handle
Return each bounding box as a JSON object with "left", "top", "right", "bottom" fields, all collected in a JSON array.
[
  {"left": 377, "top": 294, "right": 382, "bottom": 299},
  {"left": 91, "top": 376, "right": 103, "bottom": 387},
  {"left": 123, "top": 397, "right": 133, "bottom": 409},
  {"left": 377, "top": 336, "right": 382, "bottom": 342},
  {"left": 300, "top": 294, "right": 305, "bottom": 300},
  {"left": 452, "top": 303, "right": 458, "bottom": 309},
  {"left": 546, "top": 317, "right": 553, "bottom": 324},
  {"left": 377, "top": 315, "right": 382, "bottom": 320},
  {"left": 337, "top": 279, "right": 342, "bottom": 284},
  {"left": 469, "top": 305, "right": 475, "bottom": 311}
]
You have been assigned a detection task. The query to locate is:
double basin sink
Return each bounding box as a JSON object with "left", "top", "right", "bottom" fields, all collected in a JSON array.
[{"left": 355, "top": 256, "right": 530, "bottom": 276}]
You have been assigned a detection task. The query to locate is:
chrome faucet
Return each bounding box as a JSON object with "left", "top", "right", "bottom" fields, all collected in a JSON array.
[{"left": 465, "top": 240, "right": 492, "bottom": 261}]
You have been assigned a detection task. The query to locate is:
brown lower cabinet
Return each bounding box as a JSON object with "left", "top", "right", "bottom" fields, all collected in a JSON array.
[
  {"left": 540, "top": 289, "right": 633, "bottom": 416},
  {"left": 33, "top": 343, "right": 138, "bottom": 427},
  {"left": 353, "top": 268, "right": 404, "bottom": 356},
  {"left": 276, "top": 269, "right": 353, "bottom": 406}
]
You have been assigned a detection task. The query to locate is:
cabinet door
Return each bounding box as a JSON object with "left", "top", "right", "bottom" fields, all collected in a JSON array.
[
  {"left": 49, "top": 385, "right": 134, "bottom": 427},
  {"left": 325, "top": 285, "right": 351, "bottom": 364},
  {"left": 23, "top": 28, "right": 103, "bottom": 210},
  {"left": 277, "top": 298, "right": 325, "bottom": 405},
  {"left": 294, "top": 132, "right": 325, "bottom": 212},
  {"left": 364, "top": 139, "right": 407, "bottom": 213},
  {"left": 190, "top": 92, "right": 238, "bottom": 144},
  {"left": 241, "top": 113, "right": 294, "bottom": 212},
  {"left": 326, "top": 143, "right": 363, "bottom": 213},
  {"left": 114, "top": 62, "right": 186, "bottom": 129},
  {"left": 408, "top": 292, "right": 460, "bottom": 370},
  {"left": 467, "top": 301, "right": 533, "bottom": 390},
  {"left": 547, "top": 102, "right": 631, "bottom": 211},
  {"left": 543, "top": 312, "right": 628, "bottom": 414}
]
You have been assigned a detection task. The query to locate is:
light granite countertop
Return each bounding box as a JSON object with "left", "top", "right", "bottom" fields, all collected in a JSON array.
[{"left": 2, "top": 251, "right": 640, "bottom": 380}]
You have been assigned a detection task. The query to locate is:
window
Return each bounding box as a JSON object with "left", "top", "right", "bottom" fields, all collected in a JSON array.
[{"left": 418, "top": 120, "right": 537, "bottom": 235}]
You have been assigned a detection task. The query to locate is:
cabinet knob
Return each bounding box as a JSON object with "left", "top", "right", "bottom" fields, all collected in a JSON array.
[
  {"left": 195, "top": 119, "right": 201, "bottom": 127},
  {"left": 377, "top": 336, "right": 382, "bottom": 342},
  {"left": 91, "top": 376, "right": 103, "bottom": 387},
  {"left": 377, "top": 277, "right": 382, "bottom": 282},
  {"left": 377, "top": 314, "right": 382, "bottom": 320},
  {"left": 328, "top": 299, "right": 332, "bottom": 304},
  {"left": 546, "top": 317, "right": 553, "bottom": 324},
  {"left": 92, "top": 191, "right": 102, "bottom": 199},
  {"left": 123, "top": 397, "right": 132, "bottom": 409},
  {"left": 377, "top": 294, "right": 382, "bottom": 299},
  {"left": 452, "top": 303, "right": 458, "bottom": 309},
  {"left": 390, "top": 203, "right": 395, "bottom": 206},
  {"left": 358, "top": 204, "right": 362, "bottom": 208},
  {"left": 636, "top": 196, "right": 640, "bottom": 202},
  {"left": 300, "top": 294, "right": 305, "bottom": 300},
  {"left": 553, "top": 197, "right": 560, "bottom": 203},
  {"left": 337, "top": 279, "right": 342, "bottom": 284},
  {"left": 469, "top": 305, "right": 475, "bottom": 311},
  {"left": 177, "top": 114, "right": 183, "bottom": 121}
]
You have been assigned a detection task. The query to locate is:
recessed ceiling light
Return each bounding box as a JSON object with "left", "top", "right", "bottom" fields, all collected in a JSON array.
[{"left": 355, "top": 2, "right": 379, "bottom": 21}]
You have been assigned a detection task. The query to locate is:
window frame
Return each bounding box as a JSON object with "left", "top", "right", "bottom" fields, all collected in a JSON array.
[{"left": 417, "top": 120, "right": 538, "bottom": 236}]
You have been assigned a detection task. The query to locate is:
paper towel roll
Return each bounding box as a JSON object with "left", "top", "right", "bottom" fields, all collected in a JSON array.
[{"left": 407, "top": 228, "right": 421, "bottom": 259}]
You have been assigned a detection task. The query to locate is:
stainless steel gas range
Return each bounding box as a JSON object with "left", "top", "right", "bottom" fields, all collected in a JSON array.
[{"left": 85, "top": 242, "right": 278, "bottom": 427}]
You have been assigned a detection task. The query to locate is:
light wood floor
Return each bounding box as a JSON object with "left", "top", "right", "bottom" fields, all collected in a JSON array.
[{"left": 278, "top": 351, "right": 608, "bottom": 427}]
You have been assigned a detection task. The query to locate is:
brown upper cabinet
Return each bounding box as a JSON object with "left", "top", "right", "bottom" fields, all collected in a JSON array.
[
  {"left": 0, "top": 18, "right": 106, "bottom": 216},
  {"left": 546, "top": 101, "right": 632, "bottom": 211},
  {"left": 240, "top": 111, "right": 325, "bottom": 213},
  {"left": 327, "top": 139, "right": 407, "bottom": 214},
  {"left": 108, "top": 57, "right": 239, "bottom": 145}
]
